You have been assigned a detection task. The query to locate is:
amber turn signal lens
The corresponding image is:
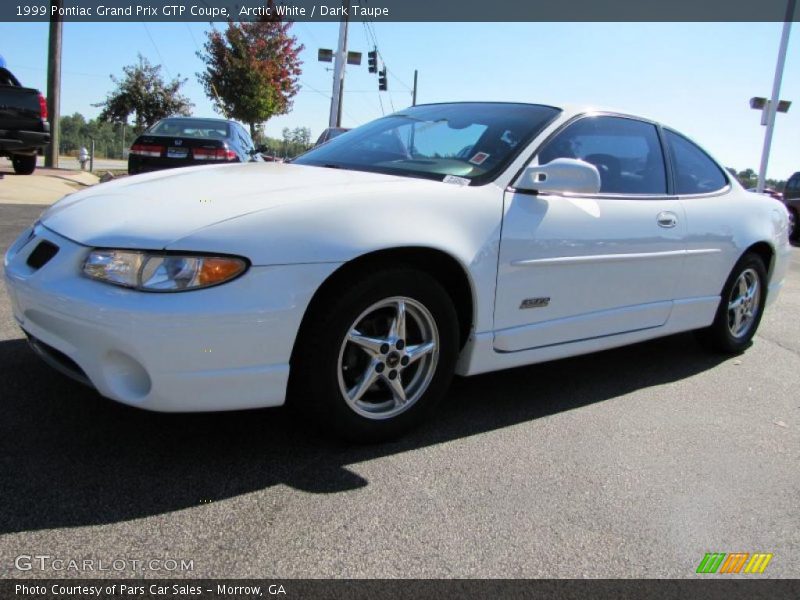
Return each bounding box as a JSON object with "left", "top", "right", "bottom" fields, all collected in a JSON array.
[{"left": 197, "top": 258, "right": 247, "bottom": 286}]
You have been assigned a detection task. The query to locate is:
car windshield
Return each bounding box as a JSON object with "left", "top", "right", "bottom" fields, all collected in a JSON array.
[
  {"left": 148, "top": 119, "right": 230, "bottom": 138},
  {"left": 293, "top": 103, "right": 561, "bottom": 184}
]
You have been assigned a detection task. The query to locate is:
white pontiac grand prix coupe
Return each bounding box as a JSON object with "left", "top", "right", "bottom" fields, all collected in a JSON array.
[{"left": 4, "top": 103, "right": 792, "bottom": 441}]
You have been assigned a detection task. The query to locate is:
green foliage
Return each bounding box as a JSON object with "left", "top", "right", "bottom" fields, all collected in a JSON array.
[
  {"left": 59, "top": 111, "right": 315, "bottom": 161},
  {"left": 728, "top": 167, "right": 786, "bottom": 191},
  {"left": 58, "top": 112, "right": 129, "bottom": 159},
  {"left": 251, "top": 126, "right": 311, "bottom": 158},
  {"left": 281, "top": 126, "right": 311, "bottom": 146},
  {"left": 198, "top": 16, "right": 303, "bottom": 137},
  {"left": 95, "top": 54, "right": 193, "bottom": 131}
]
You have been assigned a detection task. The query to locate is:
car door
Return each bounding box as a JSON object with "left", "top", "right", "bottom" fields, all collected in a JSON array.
[
  {"left": 494, "top": 114, "right": 687, "bottom": 352},
  {"left": 661, "top": 128, "right": 744, "bottom": 301}
]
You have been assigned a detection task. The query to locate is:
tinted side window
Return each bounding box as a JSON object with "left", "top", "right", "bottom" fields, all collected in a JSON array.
[
  {"left": 537, "top": 116, "right": 667, "bottom": 194},
  {"left": 241, "top": 126, "right": 255, "bottom": 151},
  {"left": 664, "top": 129, "right": 727, "bottom": 195},
  {"left": 234, "top": 125, "right": 249, "bottom": 151}
]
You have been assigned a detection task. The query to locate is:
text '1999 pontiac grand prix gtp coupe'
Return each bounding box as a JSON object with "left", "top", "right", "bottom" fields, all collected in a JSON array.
[{"left": 4, "top": 103, "right": 792, "bottom": 441}]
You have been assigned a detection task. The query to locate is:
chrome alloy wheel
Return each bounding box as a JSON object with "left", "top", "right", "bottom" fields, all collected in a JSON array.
[
  {"left": 337, "top": 296, "right": 439, "bottom": 420},
  {"left": 727, "top": 268, "right": 761, "bottom": 339}
]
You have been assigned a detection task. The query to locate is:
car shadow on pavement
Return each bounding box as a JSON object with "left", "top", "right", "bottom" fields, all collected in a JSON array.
[{"left": 0, "top": 332, "right": 729, "bottom": 534}]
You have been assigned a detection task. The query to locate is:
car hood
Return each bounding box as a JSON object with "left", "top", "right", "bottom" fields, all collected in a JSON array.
[{"left": 40, "top": 162, "right": 420, "bottom": 249}]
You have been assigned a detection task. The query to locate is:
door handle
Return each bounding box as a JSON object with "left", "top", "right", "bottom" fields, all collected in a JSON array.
[{"left": 657, "top": 211, "right": 678, "bottom": 228}]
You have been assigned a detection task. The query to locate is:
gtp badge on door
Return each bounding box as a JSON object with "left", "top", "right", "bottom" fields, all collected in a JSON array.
[{"left": 520, "top": 297, "right": 550, "bottom": 309}]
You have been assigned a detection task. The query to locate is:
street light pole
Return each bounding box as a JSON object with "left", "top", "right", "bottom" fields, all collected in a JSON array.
[{"left": 757, "top": 0, "right": 795, "bottom": 193}]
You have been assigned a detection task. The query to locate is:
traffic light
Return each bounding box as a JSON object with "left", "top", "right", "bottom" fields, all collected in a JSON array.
[
  {"left": 367, "top": 50, "right": 377, "bottom": 73},
  {"left": 378, "top": 68, "right": 387, "bottom": 91}
]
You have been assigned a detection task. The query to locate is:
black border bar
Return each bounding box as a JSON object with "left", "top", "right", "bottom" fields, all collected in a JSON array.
[
  {"left": 3, "top": 0, "right": 800, "bottom": 22},
  {"left": 2, "top": 579, "right": 800, "bottom": 600}
]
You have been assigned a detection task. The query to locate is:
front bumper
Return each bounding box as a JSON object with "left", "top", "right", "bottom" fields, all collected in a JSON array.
[{"left": 4, "top": 223, "right": 339, "bottom": 412}]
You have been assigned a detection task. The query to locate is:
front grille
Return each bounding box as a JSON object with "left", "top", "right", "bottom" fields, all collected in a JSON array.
[
  {"left": 25, "top": 332, "right": 92, "bottom": 387},
  {"left": 26, "top": 240, "right": 59, "bottom": 270}
]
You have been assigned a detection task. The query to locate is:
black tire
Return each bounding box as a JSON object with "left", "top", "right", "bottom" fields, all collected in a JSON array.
[
  {"left": 695, "top": 252, "right": 768, "bottom": 354},
  {"left": 11, "top": 154, "right": 36, "bottom": 175},
  {"left": 290, "top": 268, "right": 460, "bottom": 443}
]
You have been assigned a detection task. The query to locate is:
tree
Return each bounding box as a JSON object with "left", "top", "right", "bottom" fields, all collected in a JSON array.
[
  {"left": 737, "top": 168, "right": 757, "bottom": 188},
  {"left": 198, "top": 7, "right": 303, "bottom": 137},
  {"left": 279, "top": 126, "right": 313, "bottom": 157},
  {"left": 96, "top": 54, "right": 193, "bottom": 132},
  {"left": 59, "top": 113, "right": 88, "bottom": 154},
  {"left": 293, "top": 126, "right": 311, "bottom": 146},
  {"left": 728, "top": 167, "right": 786, "bottom": 191},
  {"left": 282, "top": 126, "right": 311, "bottom": 146},
  {"left": 58, "top": 112, "right": 129, "bottom": 159}
]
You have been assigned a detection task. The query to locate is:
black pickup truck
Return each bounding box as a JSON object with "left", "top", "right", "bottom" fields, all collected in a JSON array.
[{"left": 0, "top": 60, "right": 50, "bottom": 175}]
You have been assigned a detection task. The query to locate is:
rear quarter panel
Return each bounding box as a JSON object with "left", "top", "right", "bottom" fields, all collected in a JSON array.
[{"left": 681, "top": 187, "right": 790, "bottom": 301}]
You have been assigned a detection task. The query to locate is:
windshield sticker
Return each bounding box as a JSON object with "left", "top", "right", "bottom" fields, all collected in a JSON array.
[
  {"left": 469, "top": 152, "right": 490, "bottom": 166},
  {"left": 443, "top": 175, "right": 470, "bottom": 186}
]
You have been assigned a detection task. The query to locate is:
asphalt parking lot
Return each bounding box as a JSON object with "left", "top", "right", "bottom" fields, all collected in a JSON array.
[{"left": 0, "top": 201, "right": 798, "bottom": 579}]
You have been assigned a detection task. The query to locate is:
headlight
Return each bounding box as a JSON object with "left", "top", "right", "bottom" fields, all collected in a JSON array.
[{"left": 83, "top": 249, "right": 248, "bottom": 292}]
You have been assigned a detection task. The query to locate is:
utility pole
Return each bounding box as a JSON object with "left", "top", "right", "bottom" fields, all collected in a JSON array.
[
  {"left": 757, "top": 0, "right": 795, "bottom": 193},
  {"left": 412, "top": 70, "right": 418, "bottom": 106},
  {"left": 328, "top": 2, "right": 348, "bottom": 128},
  {"left": 337, "top": 56, "right": 346, "bottom": 127},
  {"left": 45, "top": 0, "right": 62, "bottom": 168}
]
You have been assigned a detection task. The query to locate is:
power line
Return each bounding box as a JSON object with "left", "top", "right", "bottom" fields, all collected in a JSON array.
[
  {"left": 337, "top": 90, "right": 419, "bottom": 94},
  {"left": 361, "top": 22, "right": 387, "bottom": 116},
  {"left": 185, "top": 23, "right": 203, "bottom": 54},
  {"left": 297, "top": 22, "right": 323, "bottom": 50},
  {"left": 142, "top": 23, "right": 173, "bottom": 79},
  {"left": 299, "top": 79, "right": 361, "bottom": 124},
  {"left": 10, "top": 64, "right": 107, "bottom": 78},
  {"left": 299, "top": 79, "right": 331, "bottom": 99},
  {"left": 385, "top": 67, "right": 414, "bottom": 93},
  {"left": 365, "top": 20, "right": 414, "bottom": 93}
]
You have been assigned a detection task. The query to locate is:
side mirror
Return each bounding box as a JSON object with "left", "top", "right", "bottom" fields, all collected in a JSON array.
[{"left": 514, "top": 158, "right": 601, "bottom": 195}]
